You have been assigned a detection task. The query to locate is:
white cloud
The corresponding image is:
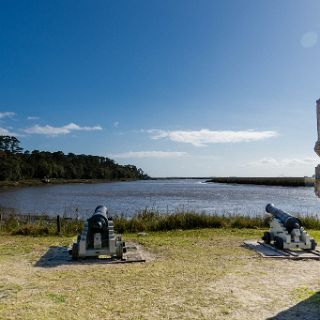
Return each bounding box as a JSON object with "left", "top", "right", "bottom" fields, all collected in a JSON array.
[
  {"left": 27, "top": 116, "right": 39, "bottom": 120},
  {"left": 0, "top": 112, "right": 15, "bottom": 119},
  {"left": 113, "top": 121, "right": 119, "bottom": 128},
  {"left": 248, "top": 157, "right": 316, "bottom": 167},
  {"left": 301, "top": 31, "right": 318, "bottom": 48},
  {"left": 0, "top": 127, "right": 20, "bottom": 136},
  {"left": 110, "top": 151, "right": 188, "bottom": 158},
  {"left": 24, "top": 122, "right": 102, "bottom": 136},
  {"left": 0, "top": 127, "right": 12, "bottom": 135},
  {"left": 146, "top": 129, "right": 278, "bottom": 146}
]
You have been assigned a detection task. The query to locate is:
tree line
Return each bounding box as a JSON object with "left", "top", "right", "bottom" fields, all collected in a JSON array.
[{"left": 0, "top": 136, "right": 149, "bottom": 181}]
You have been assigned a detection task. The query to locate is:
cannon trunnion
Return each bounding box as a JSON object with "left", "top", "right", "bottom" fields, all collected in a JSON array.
[
  {"left": 71, "top": 205, "right": 126, "bottom": 260},
  {"left": 262, "top": 204, "right": 317, "bottom": 250}
]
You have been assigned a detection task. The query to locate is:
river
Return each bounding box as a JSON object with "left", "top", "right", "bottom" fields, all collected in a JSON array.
[{"left": 0, "top": 179, "right": 319, "bottom": 218}]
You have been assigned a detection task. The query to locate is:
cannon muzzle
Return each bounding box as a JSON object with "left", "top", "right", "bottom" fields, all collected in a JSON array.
[
  {"left": 266, "top": 203, "right": 301, "bottom": 233},
  {"left": 88, "top": 205, "right": 109, "bottom": 232}
]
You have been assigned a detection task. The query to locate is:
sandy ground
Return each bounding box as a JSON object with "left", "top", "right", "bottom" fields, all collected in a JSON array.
[
  {"left": 210, "top": 257, "right": 320, "bottom": 319},
  {"left": 0, "top": 230, "right": 319, "bottom": 319}
]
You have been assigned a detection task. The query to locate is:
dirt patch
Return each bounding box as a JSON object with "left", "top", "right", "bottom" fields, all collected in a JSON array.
[
  {"left": 207, "top": 258, "right": 320, "bottom": 320},
  {"left": 129, "top": 242, "right": 157, "bottom": 262}
]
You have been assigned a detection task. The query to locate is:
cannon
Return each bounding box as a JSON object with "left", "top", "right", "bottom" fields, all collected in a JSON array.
[
  {"left": 262, "top": 203, "right": 317, "bottom": 250},
  {"left": 71, "top": 205, "right": 126, "bottom": 260}
]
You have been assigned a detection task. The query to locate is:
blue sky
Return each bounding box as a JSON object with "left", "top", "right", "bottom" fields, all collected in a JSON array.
[{"left": 0, "top": 0, "right": 319, "bottom": 177}]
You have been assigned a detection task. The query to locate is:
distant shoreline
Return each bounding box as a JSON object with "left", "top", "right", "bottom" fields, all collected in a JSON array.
[
  {"left": 0, "top": 178, "right": 139, "bottom": 189},
  {"left": 0, "top": 177, "right": 315, "bottom": 190},
  {"left": 150, "top": 177, "right": 210, "bottom": 180},
  {"left": 205, "top": 177, "right": 314, "bottom": 187}
]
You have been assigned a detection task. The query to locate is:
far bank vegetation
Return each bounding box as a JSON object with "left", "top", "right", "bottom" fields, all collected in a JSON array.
[
  {"left": 0, "top": 135, "right": 148, "bottom": 181},
  {"left": 206, "top": 177, "right": 314, "bottom": 187}
]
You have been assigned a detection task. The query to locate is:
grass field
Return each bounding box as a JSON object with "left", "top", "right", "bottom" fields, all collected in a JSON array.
[{"left": 0, "top": 229, "right": 319, "bottom": 319}]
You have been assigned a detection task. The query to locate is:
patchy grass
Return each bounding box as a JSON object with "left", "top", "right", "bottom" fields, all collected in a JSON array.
[
  {"left": 290, "top": 287, "right": 320, "bottom": 303},
  {"left": 47, "top": 293, "right": 66, "bottom": 304},
  {"left": 0, "top": 229, "right": 319, "bottom": 319}
]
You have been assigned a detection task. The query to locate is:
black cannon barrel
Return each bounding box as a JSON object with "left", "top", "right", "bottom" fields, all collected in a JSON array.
[
  {"left": 86, "top": 205, "right": 111, "bottom": 249},
  {"left": 88, "top": 205, "right": 109, "bottom": 231},
  {"left": 92, "top": 205, "right": 108, "bottom": 219},
  {"left": 266, "top": 203, "right": 301, "bottom": 233}
]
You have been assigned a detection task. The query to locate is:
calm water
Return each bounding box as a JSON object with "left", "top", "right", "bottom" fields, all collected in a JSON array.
[{"left": 0, "top": 179, "right": 320, "bottom": 218}]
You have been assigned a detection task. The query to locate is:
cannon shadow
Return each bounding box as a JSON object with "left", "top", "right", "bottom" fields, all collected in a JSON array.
[
  {"left": 267, "top": 291, "right": 320, "bottom": 320},
  {"left": 35, "top": 246, "right": 101, "bottom": 268},
  {"left": 35, "top": 245, "right": 145, "bottom": 268}
]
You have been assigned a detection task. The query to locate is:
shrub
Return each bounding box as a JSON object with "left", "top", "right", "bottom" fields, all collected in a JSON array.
[
  {"left": 113, "top": 210, "right": 272, "bottom": 233},
  {"left": 12, "top": 224, "right": 49, "bottom": 236}
]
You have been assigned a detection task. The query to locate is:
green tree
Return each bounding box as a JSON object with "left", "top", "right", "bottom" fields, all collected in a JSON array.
[{"left": 0, "top": 135, "right": 149, "bottom": 181}]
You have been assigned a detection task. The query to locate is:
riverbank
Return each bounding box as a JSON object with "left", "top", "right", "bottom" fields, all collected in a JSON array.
[
  {"left": 206, "top": 177, "right": 315, "bottom": 187},
  {"left": 0, "top": 178, "right": 140, "bottom": 189},
  {"left": 0, "top": 229, "right": 319, "bottom": 319},
  {"left": 2, "top": 176, "right": 314, "bottom": 190}
]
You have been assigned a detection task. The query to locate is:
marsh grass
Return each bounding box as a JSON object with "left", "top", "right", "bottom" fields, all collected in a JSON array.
[
  {"left": 207, "top": 177, "right": 315, "bottom": 187},
  {"left": 297, "top": 214, "right": 320, "bottom": 230},
  {"left": 1, "top": 208, "right": 319, "bottom": 236},
  {"left": 113, "top": 210, "right": 272, "bottom": 233},
  {"left": 0, "top": 213, "right": 83, "bottom": 236}
]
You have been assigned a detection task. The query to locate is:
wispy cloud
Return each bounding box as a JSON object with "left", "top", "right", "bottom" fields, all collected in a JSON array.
[
  {"left": 0, "top": 127, "right": 20, "bottom": 136},
  {"left": 24, "top": 122, "right": 102, "bottom": 136},
  {"left": 110, "top": 151, "right": 188, "bottom": 158},
  {"left": 27, "top": 116, "right": 39, "bottom": 120},
  {"left": 301, "top": 31, "right": 318, "bottom": 48},
  {"left": 146, "top": 129, "right": 278, "bottom": 146},
  {"left": 113, "top": 121, "right": 119, "bottom": 128},
  {"left": 0, "top": 112, "right": 15, "bottom": 119},
  {"left": 248, "top": 157, "right": 316, "bottom": 167}
]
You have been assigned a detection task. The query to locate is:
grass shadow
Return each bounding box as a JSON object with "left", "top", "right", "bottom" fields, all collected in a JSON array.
[{"left": 267, "top": 291, "right": 320, "bottom": 319}]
